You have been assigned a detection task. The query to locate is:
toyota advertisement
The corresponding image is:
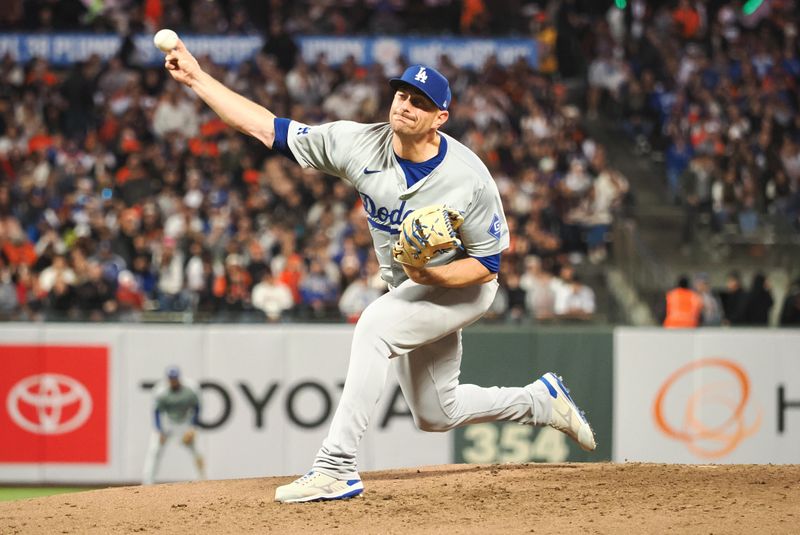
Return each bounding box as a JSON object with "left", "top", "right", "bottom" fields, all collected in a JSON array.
[
  {"left": 0, "top": 324, "right": 448, "bottom": 484},
  {"left": 1, "top": 345, "right": 108, "bottom": 463},
  {"left": 3, "top": 325, "right": 799, "bottom": 484},
  {"left": 614, "top": 328, "right": 800, "bottom": 464}
]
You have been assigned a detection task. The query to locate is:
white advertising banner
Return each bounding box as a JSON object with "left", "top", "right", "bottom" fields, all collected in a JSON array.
[
  {"left": 614, "top": 328, "right": 800, "bottom": 464},
  {"left": 0, "top": 324, "right": 449, "bottom": 484}
]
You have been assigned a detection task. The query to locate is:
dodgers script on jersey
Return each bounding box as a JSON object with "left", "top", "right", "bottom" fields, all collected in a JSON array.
[{"left": 285, "top": 121, "right": 510, "bottom": 285}]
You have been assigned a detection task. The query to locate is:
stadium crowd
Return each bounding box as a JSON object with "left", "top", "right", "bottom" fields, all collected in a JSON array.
[
  {"left": 0, "top": 0, "right": 568, "bottom": 37},
  {"left": 591, "top": 0, "right": 800, "bottom": 241},
  {"left": 0, "top": 0, "right": 630, "bottom": 323},
  {"left": 661, "top": 270, "right": 800, "bottom": 327}
]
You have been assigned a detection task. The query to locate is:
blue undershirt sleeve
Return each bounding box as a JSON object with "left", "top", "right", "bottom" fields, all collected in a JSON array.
[
  {"left": 473, "top": 253, "right": 501, "bottom": 273},
  {"left": 154, "top": 409, "right": 162, "bottom": 432},
  {"left": 191, "top": 403, "right": 200, "bottom": 426},
  {"left": 272, "top": 118, "right": 298, "bottom": 163}
]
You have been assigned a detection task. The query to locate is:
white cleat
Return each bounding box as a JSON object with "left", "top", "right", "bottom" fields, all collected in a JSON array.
[
  {"left": 539, "top": 372, "right": 596, "bottom": 452},
  {"left": 274, "top": 471, "right": 364, "bottom": 503}
]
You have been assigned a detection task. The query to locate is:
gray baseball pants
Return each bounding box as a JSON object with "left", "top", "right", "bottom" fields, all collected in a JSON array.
[{"left": 313, "top": 277, "right": 552, "bottom": 479}]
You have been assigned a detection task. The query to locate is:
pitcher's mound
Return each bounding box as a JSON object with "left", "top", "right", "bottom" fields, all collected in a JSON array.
[{"left": 2, "top": 463, "right": 798, "bottom": 534}]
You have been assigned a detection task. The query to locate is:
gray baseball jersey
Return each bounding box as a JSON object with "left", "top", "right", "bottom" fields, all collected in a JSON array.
[
  {"left": 153, "top": 380, "right": 200, "bottom": 424},
  {"left": 284, "top": 121, "right": 510, "bottom": 285}
]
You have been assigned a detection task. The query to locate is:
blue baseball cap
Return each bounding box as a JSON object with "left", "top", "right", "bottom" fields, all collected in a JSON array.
[
  {"left": 389, "top": 65, "right": 451, "bottom": 110},
  {"left": 166, "top": 366, "right": 180, "bottom": 379}
]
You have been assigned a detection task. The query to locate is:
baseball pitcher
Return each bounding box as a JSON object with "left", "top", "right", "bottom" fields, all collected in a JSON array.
[
  {"left": 162, "top": 39, "right": 596, "bottom": 502},
  {"left": 142, "top": 366, "right": 206, "bottom": 485}
]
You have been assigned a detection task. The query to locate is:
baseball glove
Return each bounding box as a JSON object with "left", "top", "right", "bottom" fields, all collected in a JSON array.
[
  {"left": 182, "top": 429, "right": 195, "bottom": 446},
  {"left": 392, "top": 205, "right": 464, "bottom": 268}
]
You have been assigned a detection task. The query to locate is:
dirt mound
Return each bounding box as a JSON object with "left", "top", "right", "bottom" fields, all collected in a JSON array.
[{"left": 2, "top": 463, "right": 798, "bottom": 534}]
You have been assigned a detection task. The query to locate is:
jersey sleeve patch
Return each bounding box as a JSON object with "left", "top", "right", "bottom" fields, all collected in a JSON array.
[{"left": 488, "top": 214, "right": 502, "bottom": 240}]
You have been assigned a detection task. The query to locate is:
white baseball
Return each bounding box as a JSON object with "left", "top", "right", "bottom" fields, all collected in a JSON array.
[{"left": 153, "top": 29, "right": 179, "bottom": 53}]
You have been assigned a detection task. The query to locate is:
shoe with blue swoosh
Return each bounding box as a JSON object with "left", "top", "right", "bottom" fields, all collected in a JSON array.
[
  {"left": 274, "top": 471, "right": 364, "bottom": 503},
  {"left": 538, "top": 372, "right": 596, "bottom": 451}
]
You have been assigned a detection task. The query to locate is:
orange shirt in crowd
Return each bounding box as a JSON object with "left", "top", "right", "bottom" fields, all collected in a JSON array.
[
  {"left": 279, "top": 255, "right": 304, "bottom": 304},
  {"left": 673, "top": 6, "right": 700, "bottom": 39},
  {"left": 144, "top": 0, "right": 162, "bottom": 27},
  {"left": 26, "top": 70, "right": 58, "bottom": 87},
  {"left": 200, "top": 118, "right": 228, "bottom": 138},
  {"left": 188, "top": 138, "right": 219, "bottom": 157},
  {"left": 28, "top": 133, "right": 53, "bottom": 154},
  {"left": 663, "top": 287, "right": 703, "bottom": 328},
  {"left": 461, "top": 0, "right": 486, "bottom": 31},
  {"left": 2, "top": 241, "right": 37, "bottom": 267}
]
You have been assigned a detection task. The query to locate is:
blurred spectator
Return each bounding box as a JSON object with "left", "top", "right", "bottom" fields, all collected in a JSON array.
[
  {"left": 587, "top": 47, "right": 628, "bottom": 119},
  {"left": 0, "top": 259, "right": 18, "bottom": 317},
  {"left": 500, "top": 271, "right": 527, "bottom": 322},
  {"left": 46, "top": 273, "right": 76, "bottom": 319},
  {"left": 131, "top": 254, "right": 158, "bottom": 301},
  {"left": 744, "top": 272, "right": 774, "bottom": 326},
  {"left": 693, "top": 273, "right": 722, "bottom": 326},
  {"left": 299, "top": 258, "right": 339, "bottom": 318},
  {"left": 662, "top": 275, "right": 702, "bottom": 328},
  {"left": 779, "top": 278, "right": 800, "bottom": 327},
  {"left": 154, "top": 237, "right": 186, "bottom": 311},
  {"left": 152, "top": 86, "right": 199, "bottom": 139},
  {"left": 0, "top": 0, "right": 23, "bottom": 27},
  {"left": 61, "top": 61, "right": 98, "bottom": 138},
  {"left": 338, "top": 271, "right": 383, "bottom": 323},
  {"left": 214, "top": 254, "right": 252, "bottom": 313},
  {"left": 116, "top": 269, "right": 145, "bottom": 317},
  {"left": 262, "top": 19, "right": 299, "bottom": 73},
  {"left": 184, "top": 241, "right": 207, "bottom": 305},
  {"left": 38, "top": 253, "right": 76, "bottom": 293},
  {"left": 554, "top": 274, "right": 596, "bottom": 320},
  {"left": 112, "top": 208, "right": 141, "bottom": 267},
  {"left": 94, "top": 241, "right": 126, "bottom": 283},
  {"left": 251, "top": 267, "right": 294, "bottom": 322},
  {"left": 75, "top": 260, "right": 117, "bottom": 321},
  {"left": 277, "top": 253, "right": 305, "bottom": 306},
  {"left": 680, "top": 155, "right": 716, "bottom": 246},
  {"left": 672, "top": 0, "right": 703, "bottom": 40},
  {"left": 665, "top": 136, "right": 693, "bottom": 204},
  {"left": 583, "top": 159, "right": 629, "bottom": 264},
  {"left": 14, "top": 264, "right": 44, "bottom": 320},
  {"left": 719, "top": 270, "right": 748, "bottom": 326},
  {"left": 1, "top": 218, "right": 37, "bottom": 268},
  {"left": 519, "top": 255, "right": 555, "bottom": 320}
]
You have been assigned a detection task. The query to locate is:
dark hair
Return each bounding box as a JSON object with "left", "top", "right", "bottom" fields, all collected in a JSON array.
[
  {"left": 678, "top": 275, "right": 690, "bottom": 289},
  {"left": 751, "top": 272, "right": 767, "bottom": 290}
]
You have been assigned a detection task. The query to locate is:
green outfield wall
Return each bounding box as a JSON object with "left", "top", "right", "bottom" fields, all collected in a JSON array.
[{"left": 454, "top": 325, "right": 614, "bottom": 463}]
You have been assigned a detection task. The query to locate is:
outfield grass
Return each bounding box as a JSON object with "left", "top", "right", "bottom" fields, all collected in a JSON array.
[{"left": 0, "top": 488, "right": 91, "bottom": 502}]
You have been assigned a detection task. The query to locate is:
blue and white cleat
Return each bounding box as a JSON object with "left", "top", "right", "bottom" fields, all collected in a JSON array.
[
  {"left": 538, "top": 372, "right": 596, "bottom": 452},
  {"left": 274, "top": 471, "right": 364, "bottom": 503}
]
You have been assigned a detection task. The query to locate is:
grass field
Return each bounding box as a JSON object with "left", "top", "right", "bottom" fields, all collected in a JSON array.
[{"left": 0, "top": 488, "right": 91, "bottom": 502}]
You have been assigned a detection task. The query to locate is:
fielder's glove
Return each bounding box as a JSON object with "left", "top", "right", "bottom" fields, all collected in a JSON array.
[
  {"left": 392, "top": 205, "right": 464, "bottom": 268},
  {"left": 182, "top": 429, "right": 196, "bottom": 446}
]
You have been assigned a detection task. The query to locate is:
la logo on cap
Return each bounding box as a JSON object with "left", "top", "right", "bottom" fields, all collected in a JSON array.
[{"left": 414, "top": 66, "right": 428, "bottom": 83}]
